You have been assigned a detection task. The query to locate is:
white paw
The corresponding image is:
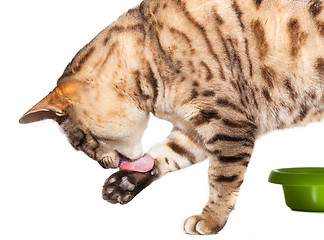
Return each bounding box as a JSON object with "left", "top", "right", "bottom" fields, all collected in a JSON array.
[{"left": 183, "top": 215, "right": 223, "bottom": 235}]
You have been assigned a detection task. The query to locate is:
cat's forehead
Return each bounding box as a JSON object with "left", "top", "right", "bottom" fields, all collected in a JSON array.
[{"left": 57, "top": 44, "right": 97, "bottom": 85}]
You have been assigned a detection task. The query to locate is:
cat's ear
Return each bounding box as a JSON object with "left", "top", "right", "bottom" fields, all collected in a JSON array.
[{"left": 19, "top": 82, "right": 81, "bottom": 124}]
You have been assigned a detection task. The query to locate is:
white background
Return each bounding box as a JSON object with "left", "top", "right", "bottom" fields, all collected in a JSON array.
[{"left": 1, "top": 0, "right": 324, "bottom": 239}]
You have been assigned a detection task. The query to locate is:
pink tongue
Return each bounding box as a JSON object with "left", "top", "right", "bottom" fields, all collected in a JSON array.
[{"left": 119, "top": 154, "right": 155, "bottom": 173}]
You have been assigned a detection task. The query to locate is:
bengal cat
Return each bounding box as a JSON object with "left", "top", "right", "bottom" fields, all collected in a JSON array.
[{"left": 19, "top": 0, "right": 324, "bottom": 235}]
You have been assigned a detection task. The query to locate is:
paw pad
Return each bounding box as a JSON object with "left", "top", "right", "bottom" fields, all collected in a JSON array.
[
  {"left": 102, "top": 169, "right": 158, "bottom": 205},
  {"left": 102, "top": 172, "right": 136, "bottom": 204}
]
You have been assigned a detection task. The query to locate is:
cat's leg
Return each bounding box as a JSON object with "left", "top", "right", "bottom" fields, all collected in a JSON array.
[
  {"left": 183, "top": 115, "right": 257, "bottom": 235},
  {"left": 102, "top": 128, "right": 207, "bottom": 204}
]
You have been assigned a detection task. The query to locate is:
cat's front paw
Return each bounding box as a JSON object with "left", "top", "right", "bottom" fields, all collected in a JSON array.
[
  {"left": 183, "top": 214, "right": 224, "bottom": 235},
  {"left": 102, "top": 168, "right": 158, "bottom": 204},
  {"left": 102, "top": 170, "right": 136, "bottom": 204}
]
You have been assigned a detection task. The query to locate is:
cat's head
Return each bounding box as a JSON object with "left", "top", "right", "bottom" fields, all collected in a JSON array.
[
  {"left": 19, "top": 24, "right": 152, "bottom": 169},
  {"left": 19, "top": 7, "right": 155, "bottom": 168},
  {"left": 19, "top": 80, "right": 149, "bottom": 168}
]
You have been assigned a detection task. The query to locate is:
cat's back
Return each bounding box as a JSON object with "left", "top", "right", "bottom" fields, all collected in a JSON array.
[{"left": 142, "top": 0, "right": 324, "bottom": 132}]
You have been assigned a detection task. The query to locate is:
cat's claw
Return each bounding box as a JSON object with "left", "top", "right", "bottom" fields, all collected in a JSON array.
[
  {"left": 102, "top": 168, "right": 158, "bottom": 204},
  {"left": 183, "top": 214, "right": 224, "bottom": 235}
]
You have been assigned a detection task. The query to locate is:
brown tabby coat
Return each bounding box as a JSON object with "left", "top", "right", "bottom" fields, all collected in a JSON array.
[{"left": 20, "top": 0, "right": 324, "bottom": 235}]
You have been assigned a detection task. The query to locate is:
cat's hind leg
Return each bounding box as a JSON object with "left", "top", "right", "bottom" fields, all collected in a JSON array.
[{"left": 102, "top": 128, "right": 207, "bottom": 204}]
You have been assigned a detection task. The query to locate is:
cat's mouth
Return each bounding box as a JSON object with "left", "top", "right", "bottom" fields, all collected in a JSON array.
[
  {"left": 116, "top": 151, "right": 135, "bottom": 166},
  {"left": 116, "top": 151, "right": 155, "bottom": 173}
]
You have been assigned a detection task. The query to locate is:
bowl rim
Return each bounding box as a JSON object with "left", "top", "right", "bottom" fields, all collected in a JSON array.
[{"left": 268, "top": 167, "right": 324, "bottom": 186}]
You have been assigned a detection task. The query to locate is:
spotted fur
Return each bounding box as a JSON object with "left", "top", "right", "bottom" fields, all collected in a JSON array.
[{"left": 20, "top": 0, "right": 324, "bottom": 235}]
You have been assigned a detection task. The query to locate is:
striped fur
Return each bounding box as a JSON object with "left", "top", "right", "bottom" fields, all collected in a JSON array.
[{"left": 20, "top": 0, "right": 324, "bottom": 235}]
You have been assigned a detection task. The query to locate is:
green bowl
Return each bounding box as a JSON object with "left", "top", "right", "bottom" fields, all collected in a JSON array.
[{"left": 268, "top": 168, "right": 324, "bottom": 212}]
